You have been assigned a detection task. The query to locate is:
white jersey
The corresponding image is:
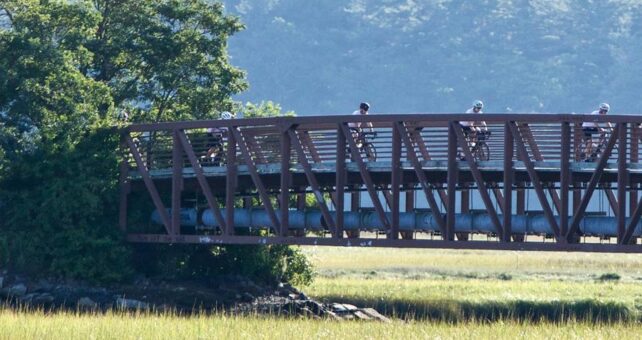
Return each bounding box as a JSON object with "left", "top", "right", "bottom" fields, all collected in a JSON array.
[
  {"left": 348, "top": 110, "right": 362, "bottom": 129},
  {"left": 582, "top": 110, "right": 600, "bottom": 128},
  {"left": 460, "top": 108, "right": 482, "bottom": 127}
]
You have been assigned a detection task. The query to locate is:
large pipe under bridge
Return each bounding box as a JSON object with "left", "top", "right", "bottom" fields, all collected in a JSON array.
[{"left": 120, "top": 113, "right": 642, "bottom": 253}]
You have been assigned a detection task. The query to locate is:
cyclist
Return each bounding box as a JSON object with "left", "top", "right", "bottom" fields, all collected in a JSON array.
[
  {"left": 581, "top": 103, "right": 611, "bottom": 160},
  {"left": 205, "top": 111, "right": 235, "bottom": 164},
  {"left": 348, "top": 102, "right": 373, "bottom": 148},
  {"left": 459, "top": 100, "right": 488, "bottom": 158}
]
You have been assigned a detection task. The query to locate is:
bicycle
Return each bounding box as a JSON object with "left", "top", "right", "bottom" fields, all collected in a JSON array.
[
  {"left": 460, "top": 130, "right": 491, "bottom": 161},
  {"left": 576, "top": 130, "right": 613, "bottom": 162},
  {"left": 201, "top": 132, "right": 226, "bottom": 166},
  {"left": 349, "top": 129, "right": 377, "bottom": 161}
]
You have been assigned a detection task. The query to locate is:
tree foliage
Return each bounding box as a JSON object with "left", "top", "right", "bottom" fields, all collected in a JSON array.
[
  {"left": 0, "top": 0, "right": 259, "bottom": 283},
  {"left": 224, "top": 0, "right": 642, "bottom": 114}
]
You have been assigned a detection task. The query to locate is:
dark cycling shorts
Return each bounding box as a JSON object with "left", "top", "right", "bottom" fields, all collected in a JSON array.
[
  {"left": 583, "top": 127, "right": 598, "bottom": 138},
  {"left": 461, "top": 125, "right": 473, "bottom": 137}
]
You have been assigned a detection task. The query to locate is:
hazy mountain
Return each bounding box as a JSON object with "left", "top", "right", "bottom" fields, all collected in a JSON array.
[{"left": 223, "top": 0, "right": 642, "bottom": 115}]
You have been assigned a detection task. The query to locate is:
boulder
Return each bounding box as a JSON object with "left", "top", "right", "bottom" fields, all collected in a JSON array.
[
  {"left": 116, "top": 298, "right": 149, "bottom": 310},
  {"left": 7, "top": 283, "right": 27, "bottom": 297},
  {"left": 33, "top": 293, "right": 55, "bottom": 305},
  {"left": 77, "top": 297, "right": 98, "bottom": 309},
  {"left": 360, "top": 308, "right": 392, "bottom": 323}
]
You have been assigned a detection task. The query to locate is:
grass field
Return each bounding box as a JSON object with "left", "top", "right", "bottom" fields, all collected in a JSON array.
[
  {"left": 4, "top": 247, "right": 642, "bottom": 339},
  {"left": 302, "top": 247, "right": 642, "bottom": 322},
  {"left": 2, "top": 309, "right": 642, "bottom": 339}
]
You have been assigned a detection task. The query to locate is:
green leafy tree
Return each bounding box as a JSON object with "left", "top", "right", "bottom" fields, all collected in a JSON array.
[{"left": 87, "top": 0, "right": 247, "bottom": 122}]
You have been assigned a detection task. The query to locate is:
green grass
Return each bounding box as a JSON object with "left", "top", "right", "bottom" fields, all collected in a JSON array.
[
  {"left": 1, "top": 309, "right": 642, "bottom": 339},
  {"left": 301, "top": 247, "right": 642, "bottom": 322},
  {"left": 4, "top": 247, "right": 642, "bottom": 338}
]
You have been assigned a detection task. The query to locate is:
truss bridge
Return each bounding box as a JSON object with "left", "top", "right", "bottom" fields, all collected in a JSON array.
[{"left": 119, "top": 113, "right": 642, "bottom": 253}]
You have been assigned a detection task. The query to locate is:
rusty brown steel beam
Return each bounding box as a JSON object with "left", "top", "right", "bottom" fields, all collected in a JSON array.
[
  {"left": 447, "top": 122, "right": 457, "bottom": 241},
  {"left": 171, "top": 131, "right": 183, "bottom": 235},
  {"left": 509, "top": 123, "right": 561, "bottom": 241},
  {"left": 391, "top": 121, "right": 401, "bottom": 240},
  {"left": 618, "top": 123, "right": 628, "bottom": 243},
  {"left": 452, "top": 122, "right": 504, "bottom": 235},
  {"left": 125, "top": 135, "right": 172, "bottom": 234},
  {"left": 280, "top": 126, "right": 291, "bottom": 237},
  {"left": 289, "top": 129, "right": 337, "bottom": 236},
  {"left": 176, "top": 131, "right": 227, "bottom": 234},
  {"left": 225, "top": 130, "right": 237, "bottom": 236},
  {"left": 395, "top": 122, "right": 447, "bottom": 235},
  {"left": 567, "top": 124, "right": 620, "bottom": 241},
  {"left": 336, "top": 124, "right": 346, "bottom": 238},
  {"left": 560, "top": 122, "right": 570, "bottom": 239},
  {"left": 126, "top": 233, "right": 642, "bottom": 253},
  {"left": 341, "top": 123, "right": 391, "bottom": 232},
  {"left": 631, "top": 126, "right": 639, "bottom": 216},
  {"left": 503, "top": 122, "right": 514, "bottom": 242},
  {"left": 232, "top": 128, "right": 281, "bottom": 233},
  {"left": 623, "top": 192, "right": 642, "bottom": 245}
]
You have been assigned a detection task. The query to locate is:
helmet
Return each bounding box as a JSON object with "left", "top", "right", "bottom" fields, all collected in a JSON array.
[
  {"left": 220, "top": 111, "right": 234, "bottom": 120},
  {"left": 473, "top": 100, "right": 484, "bottom": 110},
  {"left": 599, "top": 103, "right": 610, "bottom": 112},
  {"left": 359, "top": 102, "right": 370, "bottom": 111}
]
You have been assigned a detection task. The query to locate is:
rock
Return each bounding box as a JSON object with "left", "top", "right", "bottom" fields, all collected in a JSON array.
[
  {"left": 353, "top": 310, "right": 372, "bottom": 320},
  {"left": 330, "top": 303, "right": 348, "bottom": 313},
  {"left": 298, "top": 292, "right": 308, "bottom": 300},
  {"left": 77, "top": 297, "right": 98, "bottom": 309},
  {"left": 304, "top": 300, "right": 324, "bottom": 315},
  {"left": 7, "top": 283, "right": 27, "bottom": 297},
  {"left": 342, "top": 304, "right": 358, "bottom": 311},
  {"left": 360, "top": 308, "right": 392, "bottom": 323},
  {"left": 20, "top": 293, "right": 36, "bottom": 304},
  {"left": 34, "top": 279, "right": 54, "bottom": 292},
  {"left": 116, "top": 298, "right": 149, "bottom": 310},
  {"left": 33, "top": 293, "right": 55, "bottom": 305},
  {"left": 287, "top": 293, "right": 298, "bottom": 300}
]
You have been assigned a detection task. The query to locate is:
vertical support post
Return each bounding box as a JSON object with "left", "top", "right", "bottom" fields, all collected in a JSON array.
[
  {"left": 631, "top": 126, "right": 639, "bottom": 214},
  {"left": 517, "top": 186, "right": 525, "bottom": 215},
  {"left": 171, "top": 131, "right": 183, "bottom": 235},
  {"left": 461, "top": 187, "right": 470, "bottom": 213},
  {"left": 446, "top": 121, "right": 457, "bottom": 241},
  {"left": 119, "top": 133, "right": 130, "bottom": 232},
  {"left": 573, "top": 123, "right": 581, "bottom": 216},
  {"left": 280, "top": 126, "right": 291, "bottom": 237},
  {"left": 503, "top": 122, "right": 514, "bottom": 242},
  {"left": 225, "top": 128, "right": 237, "bottom": 236},
  {"left": 618, "top": 122, "right": 628, "bottom": 243},
  {"left": 336, "top": 124, "right": 346, "bottom": 238},
  {"left": 560, "top": 122, "right": 570, "bottom": 241},
  {"left": 391, "top": 121, "right": 401, "bottom": 239},
  {"left": 403, "top": 185, "right": 414, "bottom": 240}
]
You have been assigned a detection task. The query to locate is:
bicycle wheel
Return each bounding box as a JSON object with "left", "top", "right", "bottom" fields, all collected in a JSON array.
[
  {"left": 365, "top": 142, "right": 377, "bottom": 161},
  {"left": 475, "top": 142, "right": 490, "bottom": 161}
]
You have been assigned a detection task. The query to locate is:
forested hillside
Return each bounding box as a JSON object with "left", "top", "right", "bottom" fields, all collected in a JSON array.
[{"left": 224, "top": 0, "right": 642, "bottom": 115}]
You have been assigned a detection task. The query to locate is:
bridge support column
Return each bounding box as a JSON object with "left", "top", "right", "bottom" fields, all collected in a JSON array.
[
  {"left": 446, "top": 122, "right": 457, "bottom": 241},
  {"left": 172, "top": 131, "right": 183, "bottom": 235},
  {"left": 503, "top": 122, "right": 514, "bottom": 242},
  {"left": 560, "top": 122, "right": 570, "bottom": 242},
  {"left": 618, "top": 123, "right": 628, "bottom": 243}
]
